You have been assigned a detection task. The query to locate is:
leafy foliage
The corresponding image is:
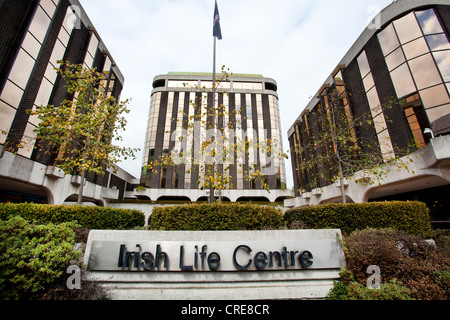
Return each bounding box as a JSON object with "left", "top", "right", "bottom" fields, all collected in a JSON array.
[
  {"left": 0, "top": 217, "right": 82, "bottom": 300},
  {"left": 284, "top": 201, "right": 432, "bottom": 237},
  {"left": 149, "top": 203, "right": 283, "bottom": 231},
  {"left": 0, "top": 203, "right": 145, "bottom": 230},
  {"left": 27, "top": 61, "right": 139, "bottom": 204},
  {"left": 327, "top": 229, "right": 450, "bottom": 300}
]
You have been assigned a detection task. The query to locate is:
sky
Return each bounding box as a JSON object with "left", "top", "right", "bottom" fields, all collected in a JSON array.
[{"left": 78, "top": 0, "right": 393, "bottom": 189}]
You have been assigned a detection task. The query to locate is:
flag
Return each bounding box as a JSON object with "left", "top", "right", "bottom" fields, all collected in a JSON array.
[{"left": 213, "top": 0, "right": 222, "bottom": 40}]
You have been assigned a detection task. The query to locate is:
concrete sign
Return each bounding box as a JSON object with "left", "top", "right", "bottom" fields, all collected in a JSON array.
[{"left": 83, "top": 229, "right": 346, "bottom": 300}]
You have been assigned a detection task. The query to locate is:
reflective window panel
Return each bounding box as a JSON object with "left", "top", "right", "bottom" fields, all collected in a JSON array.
[
  {"left": 415, "top": 9, "right": 444, "bottom": 35},
  {"left": 390, "top": 63, "right": 416, "bottom": 98},
  {"left": 393, "top": 12, "right": 422, "bottom": 45}
]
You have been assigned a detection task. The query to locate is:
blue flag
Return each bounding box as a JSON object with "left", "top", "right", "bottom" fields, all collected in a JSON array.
[{"left": 213, "top": 0, "right": 222, "bottom": 40}]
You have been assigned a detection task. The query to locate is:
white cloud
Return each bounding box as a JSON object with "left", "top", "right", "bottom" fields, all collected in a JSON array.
[{"left": 79, "top": 0, "right": 393, "bottom": 188}]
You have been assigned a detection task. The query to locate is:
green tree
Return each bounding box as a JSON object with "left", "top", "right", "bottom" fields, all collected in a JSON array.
[
  {"left": 28, "top": 61, "right": 138, "bottom": 205},
  {"left": 293, "top": 88, "right": 416, "bottom": 203}
]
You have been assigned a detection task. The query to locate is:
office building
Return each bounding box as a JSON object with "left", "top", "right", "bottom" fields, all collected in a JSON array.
[
  {"left": 139, "top": 72, "right": 291, "bottom": 202},
  {"left": 286, "top": 0, "right": 450, "bottom": 224},
  {"left": 0, "top": 0, "right": 135, "bottom": 205}
]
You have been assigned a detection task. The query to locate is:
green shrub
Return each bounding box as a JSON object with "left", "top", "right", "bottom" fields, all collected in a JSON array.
[
  {"left": 149, "top": 203, "right": 284, "bottom": 231},
  {"left": 327, "top": 271, "right": 415, "bottom": 300},
  {"left": 284, "top": 201, "right": 432, "bottom": 237},
  {"left": 0, "top": 216, "right": 82, "bottom": 300},
  {"left": 0, "top": 203, "right": 145, "bottom": 230}
]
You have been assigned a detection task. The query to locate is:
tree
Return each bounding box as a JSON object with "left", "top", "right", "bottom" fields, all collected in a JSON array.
[
  {"left": 145, "top": 66, "right": 287, "bottom": 203},
  {"left": 293, "top": 88, "right": 416, "bottom": 203},
  {"left": 28, "top": 61, "right": 139, "bottom": 205}
]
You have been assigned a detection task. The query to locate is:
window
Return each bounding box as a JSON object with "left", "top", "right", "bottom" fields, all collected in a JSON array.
[
  {"left": 433, "top": 50, "right": 450, "bottom": 82},
  {"left": 0, "top": 101, "right": 16, "bottom": 144},
  {"left": 378, "top": 24, "right": 400, "bottom": 56},
  {"left": 385, "top": 47, "right": 405, "bottom": 71},
  {"left": 408, "top": 53, "right": 442, "bottom": 90},
  {"left": 393, "top": 12, "right": 422, "bottom": 44},
  {"left": 8, "top": 49, "right": 35, "bottom": 89},
  {"left": 390, "top": 63, "right": 416, "bottom": 98},
  {"left": 28, "top": 6, "right": 51, "bottom": 43},
  {"left": 415, "top": 9, "right": 444, "bottom": 35}
]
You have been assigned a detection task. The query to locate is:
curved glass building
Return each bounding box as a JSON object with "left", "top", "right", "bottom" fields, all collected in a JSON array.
[{"left": 287, "top": 0, "right": 450, "bottom": 224}]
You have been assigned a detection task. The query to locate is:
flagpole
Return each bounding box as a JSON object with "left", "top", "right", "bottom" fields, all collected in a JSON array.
[{"left": 209, "top": 29, "right": 216, "bottom": 203}]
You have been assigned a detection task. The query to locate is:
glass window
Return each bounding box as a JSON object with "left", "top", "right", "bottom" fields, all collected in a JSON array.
[
  {"left": 40, "top": 0, "right": 57, "bottom": 18},
  {"left": 103, "top": 56, "right": 112, "bottom": 73},
  {"left": 426, "top": 34, "right": 450, "bottom": 51},
  {"left": 0, "top": 80, "right": 23, "bottom": 108},
  {"left": 390, "top": 63, "right": 416, "bottom": 98},
  {"left": 420, "top": 84, "right": 450, "bottom": 109},
  {"left": 363, "top": 72, "right": 375, "bottom": 92},
  {"left": 17, "top": 123, "right": 37, "bottom": 158},
  {"left": 378, "top": 23, "right": 400, "bottom": 56},
  {"left": 57, "top": 26, "right": 70, "bottom": 47},
  {"left": 427, "top": 104, "right": 450, "bottom": 126},
  {"left": 378, "top": 129, "right": 395, "bottom": 161},
  {"left": 0, "top": 101, "right": 16, "bottom": 144},
  {"left": 87, "top": 33, "right": 99, "bottom": 58},
  {"left": 393, "top": 12, "right": 422, "bottom": 44},
  {"left": 433, "top": 50, "right": 450, "bottom": 82},
  {"left": 62, "top": 6, "right": 77, "bottom": 34},
  {"left": 49, "top": 39, "right": 66, "bottom": 67},
  {"left": 357, "top": 51, "right": 371, "bottom": 78},
  {"left": 385, "top": 47, "right": 405, "bottom": 71},
  {"left": 34, "top": 78, "right": 53, "bottom": 107},
  {"left": 44, "top": 63, "right": 58, "bottom": 84},
  {"left": 415, "top": 9, "right": 443, "bottom": 35},
  {"left": 22, "top": 32, "right": 41, "bottom": 59},
  {"left": 408, "top": 53, "right": 442, "bottom": 90},
  {"left": 366, "top": 87, "right": 381, "bottom": 109},
  {"left": 28, "top": 6, "right": 51, "bottom": 43},
  {"left": 402, "top": 37, "right": 429, "bottom": 60},
  {"left": 9, "top": 49, "right": 35, "bottom": 89}
]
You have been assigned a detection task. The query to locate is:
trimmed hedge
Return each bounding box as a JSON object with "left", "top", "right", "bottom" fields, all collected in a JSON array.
[
  {"left": 0, "top": 203, "right": 145, "bottom": 230},
  {"left": 284, "top": 201, "right": 432, "bottom": 237},
  {"left": 149, "top": 203, "right": 284, "bottom": 231}
]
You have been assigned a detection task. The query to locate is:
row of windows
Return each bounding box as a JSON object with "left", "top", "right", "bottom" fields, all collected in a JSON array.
[
  {"left": 166, "top": 80, "right": 266, "bottom": 91},
  {"left": 142, "top": 90, "right": 286, "bottom": 189},
  {"left": 377, "top": 8, "right": 450, "bottom": 146},
  {"left": 0, "top": 1, "right": 118, "bottom": 160}
]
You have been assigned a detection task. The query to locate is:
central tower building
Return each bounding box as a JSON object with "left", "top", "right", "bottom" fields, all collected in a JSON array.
[{"left": 140, "top": 72, "right": 291, "bottom": 202}]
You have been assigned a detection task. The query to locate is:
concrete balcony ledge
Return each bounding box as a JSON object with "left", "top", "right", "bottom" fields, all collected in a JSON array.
[{"left": 45, "top": 166, "right": 65, "bottom": 179}]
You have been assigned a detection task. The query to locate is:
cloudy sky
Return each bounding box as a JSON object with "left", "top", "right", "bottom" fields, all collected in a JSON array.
[{"left": 78, "top": 0, "right": 393, "bottom": 189}]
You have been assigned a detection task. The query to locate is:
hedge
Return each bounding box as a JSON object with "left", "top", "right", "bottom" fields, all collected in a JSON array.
[
  {"left": 0, "top": 203, "right": 145, "bottom": 230},
  {"left": 149, "top": 203, "right": 284, "bottom": 231},
  {"left": 284, "top": 201, "right": 432, "bottom": 237}
]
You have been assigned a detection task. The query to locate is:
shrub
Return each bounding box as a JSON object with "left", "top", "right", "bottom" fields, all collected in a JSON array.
[
  {"left": 0, "top": 203, "right": 145, "bottom": 230},
  {"left": 327, "top": 270, "right": 415, "bottom": 300},
  {"left": 284, "top": 201, "right": 432, "bottom": 237},
  {"left": 337, "top": 228, "right": 450, "bottom": 300},
  {"left": 0, "top": 216, "right": 82, "bottom": 300},
  {"left": 149, "top": 203, "right": 284, "bottom": 231}
]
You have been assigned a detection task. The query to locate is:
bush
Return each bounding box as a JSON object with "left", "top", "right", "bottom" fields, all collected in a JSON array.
[
  {"left": 330, "top": 228, "right": 450, "bottom": 300},
  {"left": 149, "top": 203, "right": 284, "bottom": 231},
  {"left": 0, "top": 203, "right": 145, "bottom": 230},
  {"left": 284, "top": 201, "right": 432, "bottom": 237},
  {"left": 0, "top": 216, "right": 82, "bottom": 300},
  {"left": 327, "top": 269, "right": 415, "bottom": 300}
]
